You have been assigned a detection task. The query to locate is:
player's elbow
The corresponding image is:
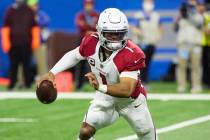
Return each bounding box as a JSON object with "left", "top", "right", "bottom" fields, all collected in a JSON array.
[
  {"left": 120, "top": 82, "right": 136, "bottom": 98},
  {"left": 117, "top": 78, "right": 137, "bottom": 98},
  {"left": 122, "top": 93, "right": 131, "bottom": 98},
  {"left": 120, "top": 87, "right": 133, "bottom": 98}
]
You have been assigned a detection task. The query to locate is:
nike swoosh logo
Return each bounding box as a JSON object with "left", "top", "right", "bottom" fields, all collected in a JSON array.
[
  {"left": 134, "top": 103, "right": 142, "bottom": 108},
  {"left": 134, "top": 59, "right": 141, "bottom": 64}
]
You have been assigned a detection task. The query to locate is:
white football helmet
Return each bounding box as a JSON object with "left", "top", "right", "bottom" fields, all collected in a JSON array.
[{"left": 97, "top": 8, "right": 129, "bottom": 51}]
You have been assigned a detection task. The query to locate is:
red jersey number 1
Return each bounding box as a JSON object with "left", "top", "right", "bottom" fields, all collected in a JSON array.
[{"left": 99, "top": 73, "right": 107, "bottom": 84}]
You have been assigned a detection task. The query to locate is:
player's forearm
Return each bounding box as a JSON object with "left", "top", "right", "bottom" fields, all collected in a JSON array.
[
  {"left": 50, "top": 47, "right": 84, "bottom": 75},
  {"left": 107, "top": 84, "right": 132, "bottom": 98},
  {"left": 98, "top": 83, "right": 134, "bottom": 98},
  {"left": 85, "top": 72, "right": 133, "bottom": 98}
]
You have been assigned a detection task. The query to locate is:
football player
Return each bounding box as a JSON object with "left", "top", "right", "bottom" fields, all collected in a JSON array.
[{"left": 37, "top": 8, "right": 157, "bottom": 140}]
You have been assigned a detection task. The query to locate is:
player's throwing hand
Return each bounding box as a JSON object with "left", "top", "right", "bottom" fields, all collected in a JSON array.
[
  {"left": 35, "top": 72, "right": 57, "bottom": 104},
  {"left": 36, "top": 72, "right": 56, "bottom": 88}
]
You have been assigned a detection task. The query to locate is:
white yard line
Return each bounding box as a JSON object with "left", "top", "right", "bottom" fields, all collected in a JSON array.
[
  {"left": 116, "top": 114, "right": 210, "bottom": 140},
  {"left": 0, "top": 92, "right": 94, "bottom": 100},
  {"left": 0, "top": 92, "right": 210, "bottom": 100},
  {"left": 0, "top": 118, "right": 37, "bottom": 123},
  {"left": 148, "top": 93, "right": 210, "bottom": 101}
]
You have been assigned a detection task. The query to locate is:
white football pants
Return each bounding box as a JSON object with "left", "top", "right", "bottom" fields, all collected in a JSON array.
[{"left": 83, "top": 93, "right": 157, "bottom": 140}]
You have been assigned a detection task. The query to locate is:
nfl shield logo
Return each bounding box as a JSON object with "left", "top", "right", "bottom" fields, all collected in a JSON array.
[{"left": 88, "top": 58, "right": 95, "bottom": 67}]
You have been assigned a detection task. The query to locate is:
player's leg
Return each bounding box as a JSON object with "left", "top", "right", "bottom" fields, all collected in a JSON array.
[
  {"left": 8, "top": 46, "right": 20, "bottom": 89},
  {"left": 190, "top": 45, "right": 202, "bottom": 93},
  {"left": 79, "top": 122, "right": 96, "bottom": 140},
  {"left": 79, "top": 107, "right": 119, "bottom": 140},
  {"left": 22, "top": 45, "right": 33, "bottom": 88},
  {"left": 79, "top": 94, "right": 119, "bottom": 140},
  {"left": 75, "top": 60, "right": 89, "bottom": 89},
  {"left": 177, "top": 45, "right": 188, "bottom": 92},
  {"left": 141, "top": 44, "right": 155, "bottom": 84},
  {"left": 202, "top": 46, "right": 209, "bottom": 86},
  {"left": 120, "top": 94, "right": 157, "bottom": 140}
]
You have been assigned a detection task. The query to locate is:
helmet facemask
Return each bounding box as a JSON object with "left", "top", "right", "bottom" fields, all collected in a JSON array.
[{"left": 98, "top": 29, "right": 128, "bottom": 51}]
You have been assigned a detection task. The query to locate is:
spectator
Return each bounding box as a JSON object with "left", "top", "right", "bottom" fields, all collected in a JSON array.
[
  {"left": 1, "top": 0, "right": 40, "bottom": 90},
  {"left": 27, "top": 0, "right": 50, "bottom": 77},
  {"left": 75, "top": 0, "right": 99, "bottom": 89},
  {"left": 131, "top": 0, "right": 163, "bottom": 87},
  {"left": 174, "top": 0, "right": 203, "bottom": 93},
  {"left": 201, "top": 3, "right": 210, "bottom": 89}
]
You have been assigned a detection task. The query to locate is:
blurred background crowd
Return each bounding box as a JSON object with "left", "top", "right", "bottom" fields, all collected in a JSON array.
[{"left": 0, "top": 0, "right": 210, "bottom": 93}]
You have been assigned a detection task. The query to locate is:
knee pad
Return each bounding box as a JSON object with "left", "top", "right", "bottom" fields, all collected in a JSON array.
[{"left": 137, "top": 125, "right": 154, "bottom": 135}]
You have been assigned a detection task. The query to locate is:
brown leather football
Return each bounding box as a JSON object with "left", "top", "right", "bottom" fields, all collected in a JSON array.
[{"left": 36, "top": 80, "right": 57, "bottom": 104}]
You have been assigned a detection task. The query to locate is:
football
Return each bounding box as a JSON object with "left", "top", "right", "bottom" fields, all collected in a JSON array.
[{"left": 36, "top": 80, "right": 57, "bottom": 104}]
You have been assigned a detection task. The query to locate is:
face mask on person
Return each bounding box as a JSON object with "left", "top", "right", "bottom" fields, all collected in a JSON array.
[
  {"left": 15, "top": 0, "right": 25, "bottom": 7},
  {"left": 15, "top": 0, "right": 25, "bottom": 4},
  {"left": 84, "top": 3, "right": 93, "bottom": 13},
  {"left": 143, "top": 2, "right": 154, "bottom": 12},
  {"left": 188, "top": 0, "right": 197, "bottom": 6}
]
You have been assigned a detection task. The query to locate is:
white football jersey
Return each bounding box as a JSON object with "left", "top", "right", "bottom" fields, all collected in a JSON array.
[{"left": 79, "top": 33, "right": 147, "bottom": 98}]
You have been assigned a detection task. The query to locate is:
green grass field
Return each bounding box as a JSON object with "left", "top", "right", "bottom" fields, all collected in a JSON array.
[{"left": 0, "top": 98, "right": 210, "bottom": 140}]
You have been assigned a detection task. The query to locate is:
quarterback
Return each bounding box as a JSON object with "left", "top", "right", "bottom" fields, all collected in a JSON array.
[{"left": 37, "top": 8, "right": 157, "bottom": 140}]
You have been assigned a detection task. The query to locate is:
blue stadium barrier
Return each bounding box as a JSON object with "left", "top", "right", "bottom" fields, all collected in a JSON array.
[
  {"left": 149, "top": 60, "right": 173, "bottom": 81},
  {"left": 149, "top": 48, "right": 177, "bottom": 81}
]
